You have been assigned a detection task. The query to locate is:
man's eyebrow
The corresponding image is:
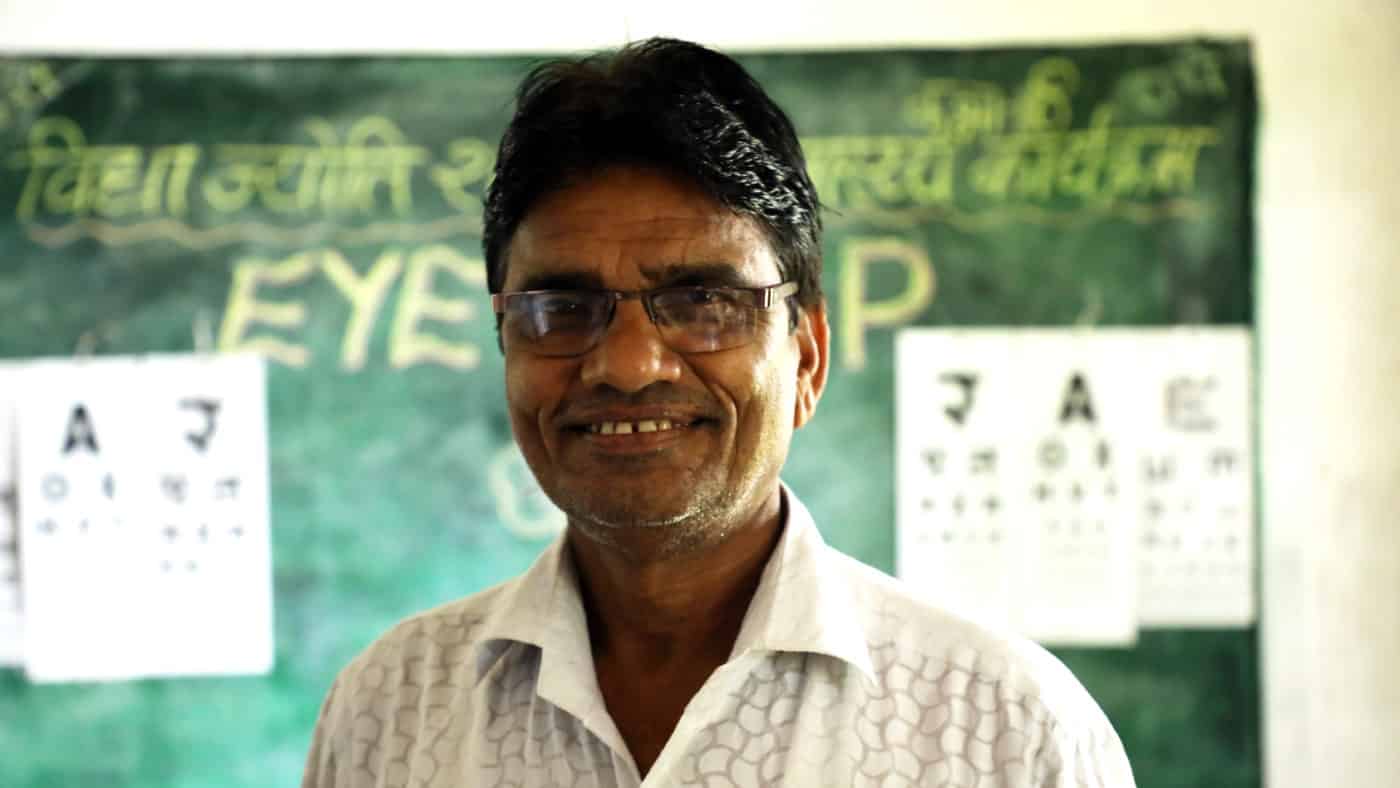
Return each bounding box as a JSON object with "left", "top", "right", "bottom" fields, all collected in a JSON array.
[{"left": 515, "top": 262, "right": 759, "bottom": 291}]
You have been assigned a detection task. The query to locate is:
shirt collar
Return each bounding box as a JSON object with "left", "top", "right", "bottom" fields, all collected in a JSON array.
[
  {"left": 473, "top": 532, "right": 590, "bottom": 681},
  {"left": 473, "top": 482, "right": 877, "bottom": 688},
  {"left": 728, "top": 483, "right": 878, "bottom": 686}
]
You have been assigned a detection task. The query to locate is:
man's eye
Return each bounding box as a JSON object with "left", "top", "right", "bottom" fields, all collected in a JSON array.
[
  {"left": 681, "top": 288, "right": 728, "bottom": 305},
  {"left": 537, "top": 296, "right": 586, "bottom": 313}
]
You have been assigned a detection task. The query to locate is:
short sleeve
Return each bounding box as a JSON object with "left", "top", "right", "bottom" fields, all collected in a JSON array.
[{"left": 1039, "top": 713, "right": 1137, "bottom": 788}]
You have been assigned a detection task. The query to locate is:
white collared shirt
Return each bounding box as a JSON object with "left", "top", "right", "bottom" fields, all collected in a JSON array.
[{"left": 303, "top": 486, "right": 1136, "bottom": 787}]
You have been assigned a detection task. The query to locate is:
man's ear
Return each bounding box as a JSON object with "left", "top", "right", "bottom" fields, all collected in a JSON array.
[{"left": 792, "top": 301, "right": 830, "bottom": 429}]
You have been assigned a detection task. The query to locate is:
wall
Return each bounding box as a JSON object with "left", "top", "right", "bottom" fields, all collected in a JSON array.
[{"left": 2, "top": 1, "right": 1398, "bottom": 786}]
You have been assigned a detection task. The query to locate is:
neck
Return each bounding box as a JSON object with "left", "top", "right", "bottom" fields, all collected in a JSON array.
[{"left": 566, "top": 486, "right": 785, "bottom": 669}]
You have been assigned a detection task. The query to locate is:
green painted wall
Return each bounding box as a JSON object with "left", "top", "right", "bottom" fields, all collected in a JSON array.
[{"left": 0, "top": 42, "right": 1256, "bottom": 787}]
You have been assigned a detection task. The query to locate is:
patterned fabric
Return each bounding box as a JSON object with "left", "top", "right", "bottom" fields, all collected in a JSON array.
[{"left": 303, "top": 486, "right": 1136, "bottom": 787}]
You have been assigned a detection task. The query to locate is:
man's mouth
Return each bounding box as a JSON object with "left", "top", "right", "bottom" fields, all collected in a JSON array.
[
  {"left": 562, "top": 414, "right": 714, "bottom": 440},
  {"left": 559, "top": 400, "right": 717, "bottom": 441},
  {"left": 586, "top": 419, "right": 680, "bottom": 435}
]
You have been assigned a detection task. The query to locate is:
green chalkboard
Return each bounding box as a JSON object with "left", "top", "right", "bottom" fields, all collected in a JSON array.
[{"left": 0, "top": 42, "right": 1257, "bottom": 787}]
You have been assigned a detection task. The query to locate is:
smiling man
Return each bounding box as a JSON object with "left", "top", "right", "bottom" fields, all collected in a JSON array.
[{"left": 303, "top": 38, "right": 1136, "bottom": 787}]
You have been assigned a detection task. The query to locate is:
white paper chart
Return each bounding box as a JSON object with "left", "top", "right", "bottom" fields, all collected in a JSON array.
[
  {"left": 14, "top": 353, "right": 273, "bottom": 682},
  {"left": 897, "top": 330, "right": 1139, "bottom": 646},
  {"left": 1125, "top": 330, "right": 1255, "bottom": 627},
  {"left": 0, "top": 367, "right": 21, "bottom": 667},
  {"left": 1009, "top": 332, "right": 1141, "bottom": 646},
  {"left": 895, "top": 337, "right": 1022, "bottom": 629},
  {"left": 896, "top": 328, "right": 1255, "bottom": 646}
]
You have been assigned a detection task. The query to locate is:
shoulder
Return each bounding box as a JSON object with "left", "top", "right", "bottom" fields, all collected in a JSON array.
[
  {"left": 825, "top": 547, "right": 1112, "bottom": 732},
  {"left": 304, "top": 581, "right": 532, "bottom": 786},
  {"left": 823, "top": 549, "right": 1136, "bottom": 783},
  {"left": 324, "top": 580, "right": 516, "bottom": 717}
]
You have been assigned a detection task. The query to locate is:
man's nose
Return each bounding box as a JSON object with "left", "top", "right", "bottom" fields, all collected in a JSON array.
[{"left": 579, "top": 300, "right": 683, "bottom": 392}]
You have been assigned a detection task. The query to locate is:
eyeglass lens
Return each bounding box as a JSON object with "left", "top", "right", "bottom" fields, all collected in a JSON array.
[{"left": 504, "top": 288, "right": 766, "bottom": 356}]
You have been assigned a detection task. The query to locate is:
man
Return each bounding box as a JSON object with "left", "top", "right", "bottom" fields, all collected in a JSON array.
[{"left": 304, "top": 38, "right": 1136, "bottom": 787}]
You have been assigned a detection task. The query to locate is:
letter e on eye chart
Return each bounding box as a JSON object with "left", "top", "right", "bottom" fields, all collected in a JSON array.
[
  {"left": 896, "top": 330, "right": 1023, "bottom": 630},
  {"left": 1126, "top": 329, "right": 1255, "bottom": 628}
]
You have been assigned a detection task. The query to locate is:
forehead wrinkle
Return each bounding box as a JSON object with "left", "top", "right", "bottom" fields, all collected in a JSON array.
[
  {"left": 506, "top": 169, "right": 781, "bottom": 290},
  {"left": 516, "top": 231, "right": 762, "bottom": 285},
  {"left": 517, "top": 217, "right": 745, "bottom": 263},
  {"left": 531, "top": 210, "right": 734, "bottom": 242}
]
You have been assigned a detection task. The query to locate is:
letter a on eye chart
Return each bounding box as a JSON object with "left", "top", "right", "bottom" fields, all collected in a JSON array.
[
  {"left": 15, "top": 358, "right": 146, "bottom": 681},
  {"left": 15, "top": 354, "right": 272, "bottom": 682},
  {"left": 1010, "top": 332, "right": 1141, "bottom": 646}
]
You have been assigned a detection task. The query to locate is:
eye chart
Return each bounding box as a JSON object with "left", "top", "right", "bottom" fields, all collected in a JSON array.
[
  {"left": 896, "top": 328, "right": 1255, "bottom": 645},
  {"left": 14, "top": 353, "right": 273, "bottom": 682},
  {"left": 1126, "top": 330, "right": 1254, "bottom": 628},
  {"left": 1010, "top": 332, "right": 1142, "bottom": 646},
  {"left": 0, "top": 367, "right": 20, "bottom": 667},
  {"left": 897, "top": 329, "right": 1140, "bottom": 646},
  {"left": 895, "top": 338, "right": 1022, "bottom": 630}
]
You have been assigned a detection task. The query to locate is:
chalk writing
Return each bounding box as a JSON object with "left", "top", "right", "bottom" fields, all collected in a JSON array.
[
  {"left": 218, "top": 252, "right": 318, "bottom": 367},
  {"left": 321, "top": 249, "right": 403, "bottom": 371},
  {"left": 1112, "top": 45, "right": 1230, "bottom": 121},
  {"left": 5, "top": 50, "right": 1239, "bottom": 248},
  {"left": 217, "top": 245, "right": 487, "bottom": 371},
  {"left": 487, "top": 443, "right": 566, "bottom": 541},
  {"left": 9, "top": 117, "right": 199, "bottom": 221},
  {"left": 809, "top": 52, "right": 1230, "bottom": 226},
  {"left": 807, "top": 119, "right": 1220, "bottom": 222},
  {"left": 839, "top": 237, "right": 937, "bottom": 372},
  {"left": 429, "top": 138, "right": 495, "bottom": 214},
  {"left": 805, "top": 137, "right": 959, "bottom": 212},
  {"left": 902, "top": 79, "right": 1007, "bottom": 144},
  {"left": 0, "top": 61, "right": 60, "bottom": 134},
  {"left": 389, "top": 245, "right": 487, "bottom": 370},
  {"left": 7, "top": 115, "right": 493, "bottom": 249},
  {"left": 202, "top": 117, "right": 427, "bottom": 217}
]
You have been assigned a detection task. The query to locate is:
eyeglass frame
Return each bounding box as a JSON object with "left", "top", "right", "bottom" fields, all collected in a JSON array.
[{"left": 490, "top": 280, "right": 801, "bottom": 356}]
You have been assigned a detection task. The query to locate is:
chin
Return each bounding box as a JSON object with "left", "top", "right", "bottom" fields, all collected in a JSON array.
[
  {"left": 570, "top": 497, "right": 695, "bottom": 530},
  {"left": 556, "top": 481, "right": 724, "bottom": 530}
]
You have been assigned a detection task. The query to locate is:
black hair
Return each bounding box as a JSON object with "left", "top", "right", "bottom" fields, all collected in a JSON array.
[{"left": 482, "top": 37, "right": 823, "bottom": 320}]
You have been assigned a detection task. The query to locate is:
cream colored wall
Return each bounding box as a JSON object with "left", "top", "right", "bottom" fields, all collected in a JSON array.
[{"left": 4, "top": 2, "right": 1399, "bottom": 785}]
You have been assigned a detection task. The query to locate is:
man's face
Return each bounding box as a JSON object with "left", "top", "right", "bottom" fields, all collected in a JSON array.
[{"left": 500, "top": 165, "right": 828, "bottom": 545}]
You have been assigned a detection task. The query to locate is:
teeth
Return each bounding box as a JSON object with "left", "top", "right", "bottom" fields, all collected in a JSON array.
[{"left": 589, "top": 419, "right": 679, "bottom": 435}]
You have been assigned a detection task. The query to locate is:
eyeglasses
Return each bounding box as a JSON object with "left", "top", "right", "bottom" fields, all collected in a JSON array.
[{"left": 491, "top": 281, "right": 799, "bottom": 356}]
